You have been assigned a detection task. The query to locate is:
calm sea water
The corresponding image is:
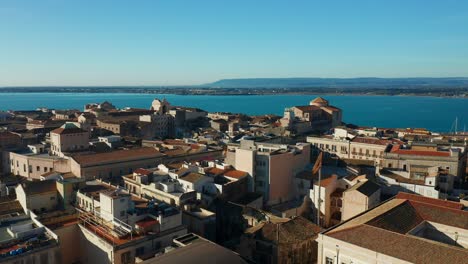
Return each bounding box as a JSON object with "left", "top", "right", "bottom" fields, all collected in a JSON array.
[{"left": 0, "top": 93, "right": 466, "bottom": 132}]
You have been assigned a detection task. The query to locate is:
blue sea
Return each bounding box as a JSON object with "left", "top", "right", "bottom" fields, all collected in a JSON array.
[{"left": 0, "top": 93, "right": 466, "bottom": 132}]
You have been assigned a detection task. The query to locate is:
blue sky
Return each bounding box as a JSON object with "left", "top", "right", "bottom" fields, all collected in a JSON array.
[{"left": 1, "top": 0, "right": 468, "bottom": 86}]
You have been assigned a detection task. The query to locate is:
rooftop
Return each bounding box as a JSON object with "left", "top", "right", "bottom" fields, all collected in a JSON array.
[
  {"left": 19, "top": 180, "right": 56, "bottom": 195},
  {"left": 245, "top": 216, "right": 321, "bottom": 244},
  {"left": 389, "top": 144, "right": 452, "bottom": 157},
  {"left": 323, "top": 192, "right": 468, "bottom": 263},
  {"left": 179, "top": 172, "right": 207, "bottom": 184},
  {"left": 72, "top": 147, "right": 165, "bottom": 166},
  {"left": 50, "top": 122, "right": 86, "bottom": 135},
  {"left": 345, "top": 180, "right": 380, "bottom": 197},
  {"left": 142, "top": 233, "right": 247, "bottom": 264}
]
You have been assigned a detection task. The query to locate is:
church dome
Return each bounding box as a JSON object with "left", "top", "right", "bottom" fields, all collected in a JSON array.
[{"left": 310, "top": 97, "right": 329, "bottom": 106}]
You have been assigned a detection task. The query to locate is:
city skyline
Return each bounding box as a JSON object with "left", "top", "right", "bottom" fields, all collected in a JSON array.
[{"left": 1, "top": 0, "right": 468, "bottom": 86}]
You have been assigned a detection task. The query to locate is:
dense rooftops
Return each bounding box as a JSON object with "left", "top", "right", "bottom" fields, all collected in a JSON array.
[
  {"left": 72, "top": 147, "right": 164, "bottom": 166},
  {"left": 322, "top": 192, "right": 468, "bottom": 263}
]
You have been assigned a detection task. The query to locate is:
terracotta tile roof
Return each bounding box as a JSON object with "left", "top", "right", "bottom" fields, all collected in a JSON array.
[
  {"left": 51, "top": 128, "right": 86, "bottom": 135},
  {"left": 134, "top": 168, "right": 153, "bottom": 176},
  {"left": 136, "top": 217, "right": 159, "bottom": 229},
  {"left": 179, "top": 172, "right": 206, "bottom": 183},
  {"left": 166, "top": 162, "right": 184, "bottom": 170},
  {"left": 0, "top": 132, "right": 20, "bottom": 140},
  {"left": 328, "top": 224, "right": 468, "bottom": 263},
  {"left": 408, "top": 200, "right": 468, "bottom": 229},
  {"left": 396, "top": 192, "right": 464, "bottom": 210},
  {"left": 163, "top": 149, "right": 187, "bottom": 157},
  {"left": 380, "top": 170, "right": 425, "bottom": 185},
  {"left": 322, "top": 106, "right": 340, "bottom": 112},
  {"left": 311, "top": 97, "right": 328, "bottom": 104},
  {"left": 21, "top": 180, "right": 56, "bottom": 195},
  {"left": 325, "top": 193, "right": 468, "bottom": 262},
  {"left": 248, "top": 216, "right": 321, "bottom": 244},
  {"left": 294, "top": 105, "right": 321, "bottom": 112},
  {"left": 366, "top": 201, "right": 423, "bottom": 234},
  {"left": 205, "top": 167, "right": 226, "bottom": 176},
  {"left": 390, "top": 145, "right": 451, "bottom": 157},
  {"left": 72, "top": 147, "right": 164, "bottom": 166},
  {"left": 224, "top": 169, "right": 248, "bottom": 179},
  {"left": 0, "top": 200, "right": 23, "bottom": 216}
]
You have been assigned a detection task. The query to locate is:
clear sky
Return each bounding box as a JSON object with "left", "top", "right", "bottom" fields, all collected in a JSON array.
[{"left": 1, "top": 0, "right": 468, "bottom": 86}]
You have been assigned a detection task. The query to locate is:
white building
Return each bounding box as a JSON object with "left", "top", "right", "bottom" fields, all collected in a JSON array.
[{"left": 317, "top": 192, "right": 468, "bottom": 263}]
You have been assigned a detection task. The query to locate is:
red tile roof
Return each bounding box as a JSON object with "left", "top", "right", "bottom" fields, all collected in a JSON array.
[
  {"left": 390, "top": 145, "right": 451, "bottom": 157},
  {"left": 134, "top": 168, "right": 153, "bottom": 176},
  {"left": 294, "top": 105, "right": 321, "bottom": 112},
  {"left": 224, "top": 169, "right": 248, "bottom": 179},
  {"left": 311, "top": 97, "right": 328, "bottom": 104},
  {"left": 396, "top": 192, "right": 464, "bottom": 210},
  {"left": 51, "top": 127, "right": 87, "bottom": 135},
  {"left": 205, "top": 167, "right": 226, "bottom": 175},
  {"left": 72, "top": 147, "right": 164, "bottom": 166},
  {"left": 328, "top": 224, "right": 468, "bottom": 263},
  {"left": 136, "top": 217, "right": 159, "bottom": 229}
]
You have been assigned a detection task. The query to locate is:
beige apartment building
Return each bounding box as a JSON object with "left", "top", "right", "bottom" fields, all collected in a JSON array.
[
  {"left": 70, "top": 147, "right": 166, "bottom": 180},
  {"left": 341, "top": 179, "right": 381, "bottom": 221},
  {"left": 307, "top": 133, "right": 400, "bottom": 166},
  {"left": 317, "top": 192, "right": 468, "bottom": 264},
  {"left": 8, "top": 148, "right": 70, "bottom": 180},
  {"left": 50, "top": 122, "right": 89, "bottom": 156},
  {"left": 382, "top": 144, "right": 467, "bottom": 183},
  {"left": 226, "top": 140, "right": 310, "bottom": 205},
  {"left": 75, "top": 181, "right": 187, "bottom": 264},
  {"left": 310, "top": 174, "right": 381, "bottom": 227}
]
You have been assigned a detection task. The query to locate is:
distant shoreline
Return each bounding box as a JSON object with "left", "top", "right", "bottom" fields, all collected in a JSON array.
[{"left": 0, "top": 87, "right": 467, "bottom": 99}]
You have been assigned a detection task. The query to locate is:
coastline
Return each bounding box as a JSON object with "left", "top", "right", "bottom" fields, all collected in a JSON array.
[{"left": 0, "top": 88, "right": 467, "bottom": 99}]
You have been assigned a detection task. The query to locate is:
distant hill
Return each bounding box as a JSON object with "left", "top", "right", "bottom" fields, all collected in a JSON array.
[{"left": 204, "top": 77, "right": 468, "bottom": 89}]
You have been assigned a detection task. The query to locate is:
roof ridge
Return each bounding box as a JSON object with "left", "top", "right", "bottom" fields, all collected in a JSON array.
[
  {"left": 363, "top": 223, "right": 468, "bottom": 253},
  {"left": 409, "top": 199, "right": 467, "bottom": 216}
]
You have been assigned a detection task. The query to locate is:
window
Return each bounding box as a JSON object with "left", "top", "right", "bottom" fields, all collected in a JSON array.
[
  {"left": 23, "top": 164, "right": 26, "bottom": 172},
  {"left": 50, "top": 196, "right": 55, "bottom": 200},
  {"left": 36, "top": 166, "right": 40, "bottom": 171},
  {"left": 120, "top": 210, "right": 125, "bottom": 217},
  {"left": 44, "top": 167, "right": 48, "bottom": 172},
  {"left": 326, "top": 257, "right": 334, "bottom": 264}
]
